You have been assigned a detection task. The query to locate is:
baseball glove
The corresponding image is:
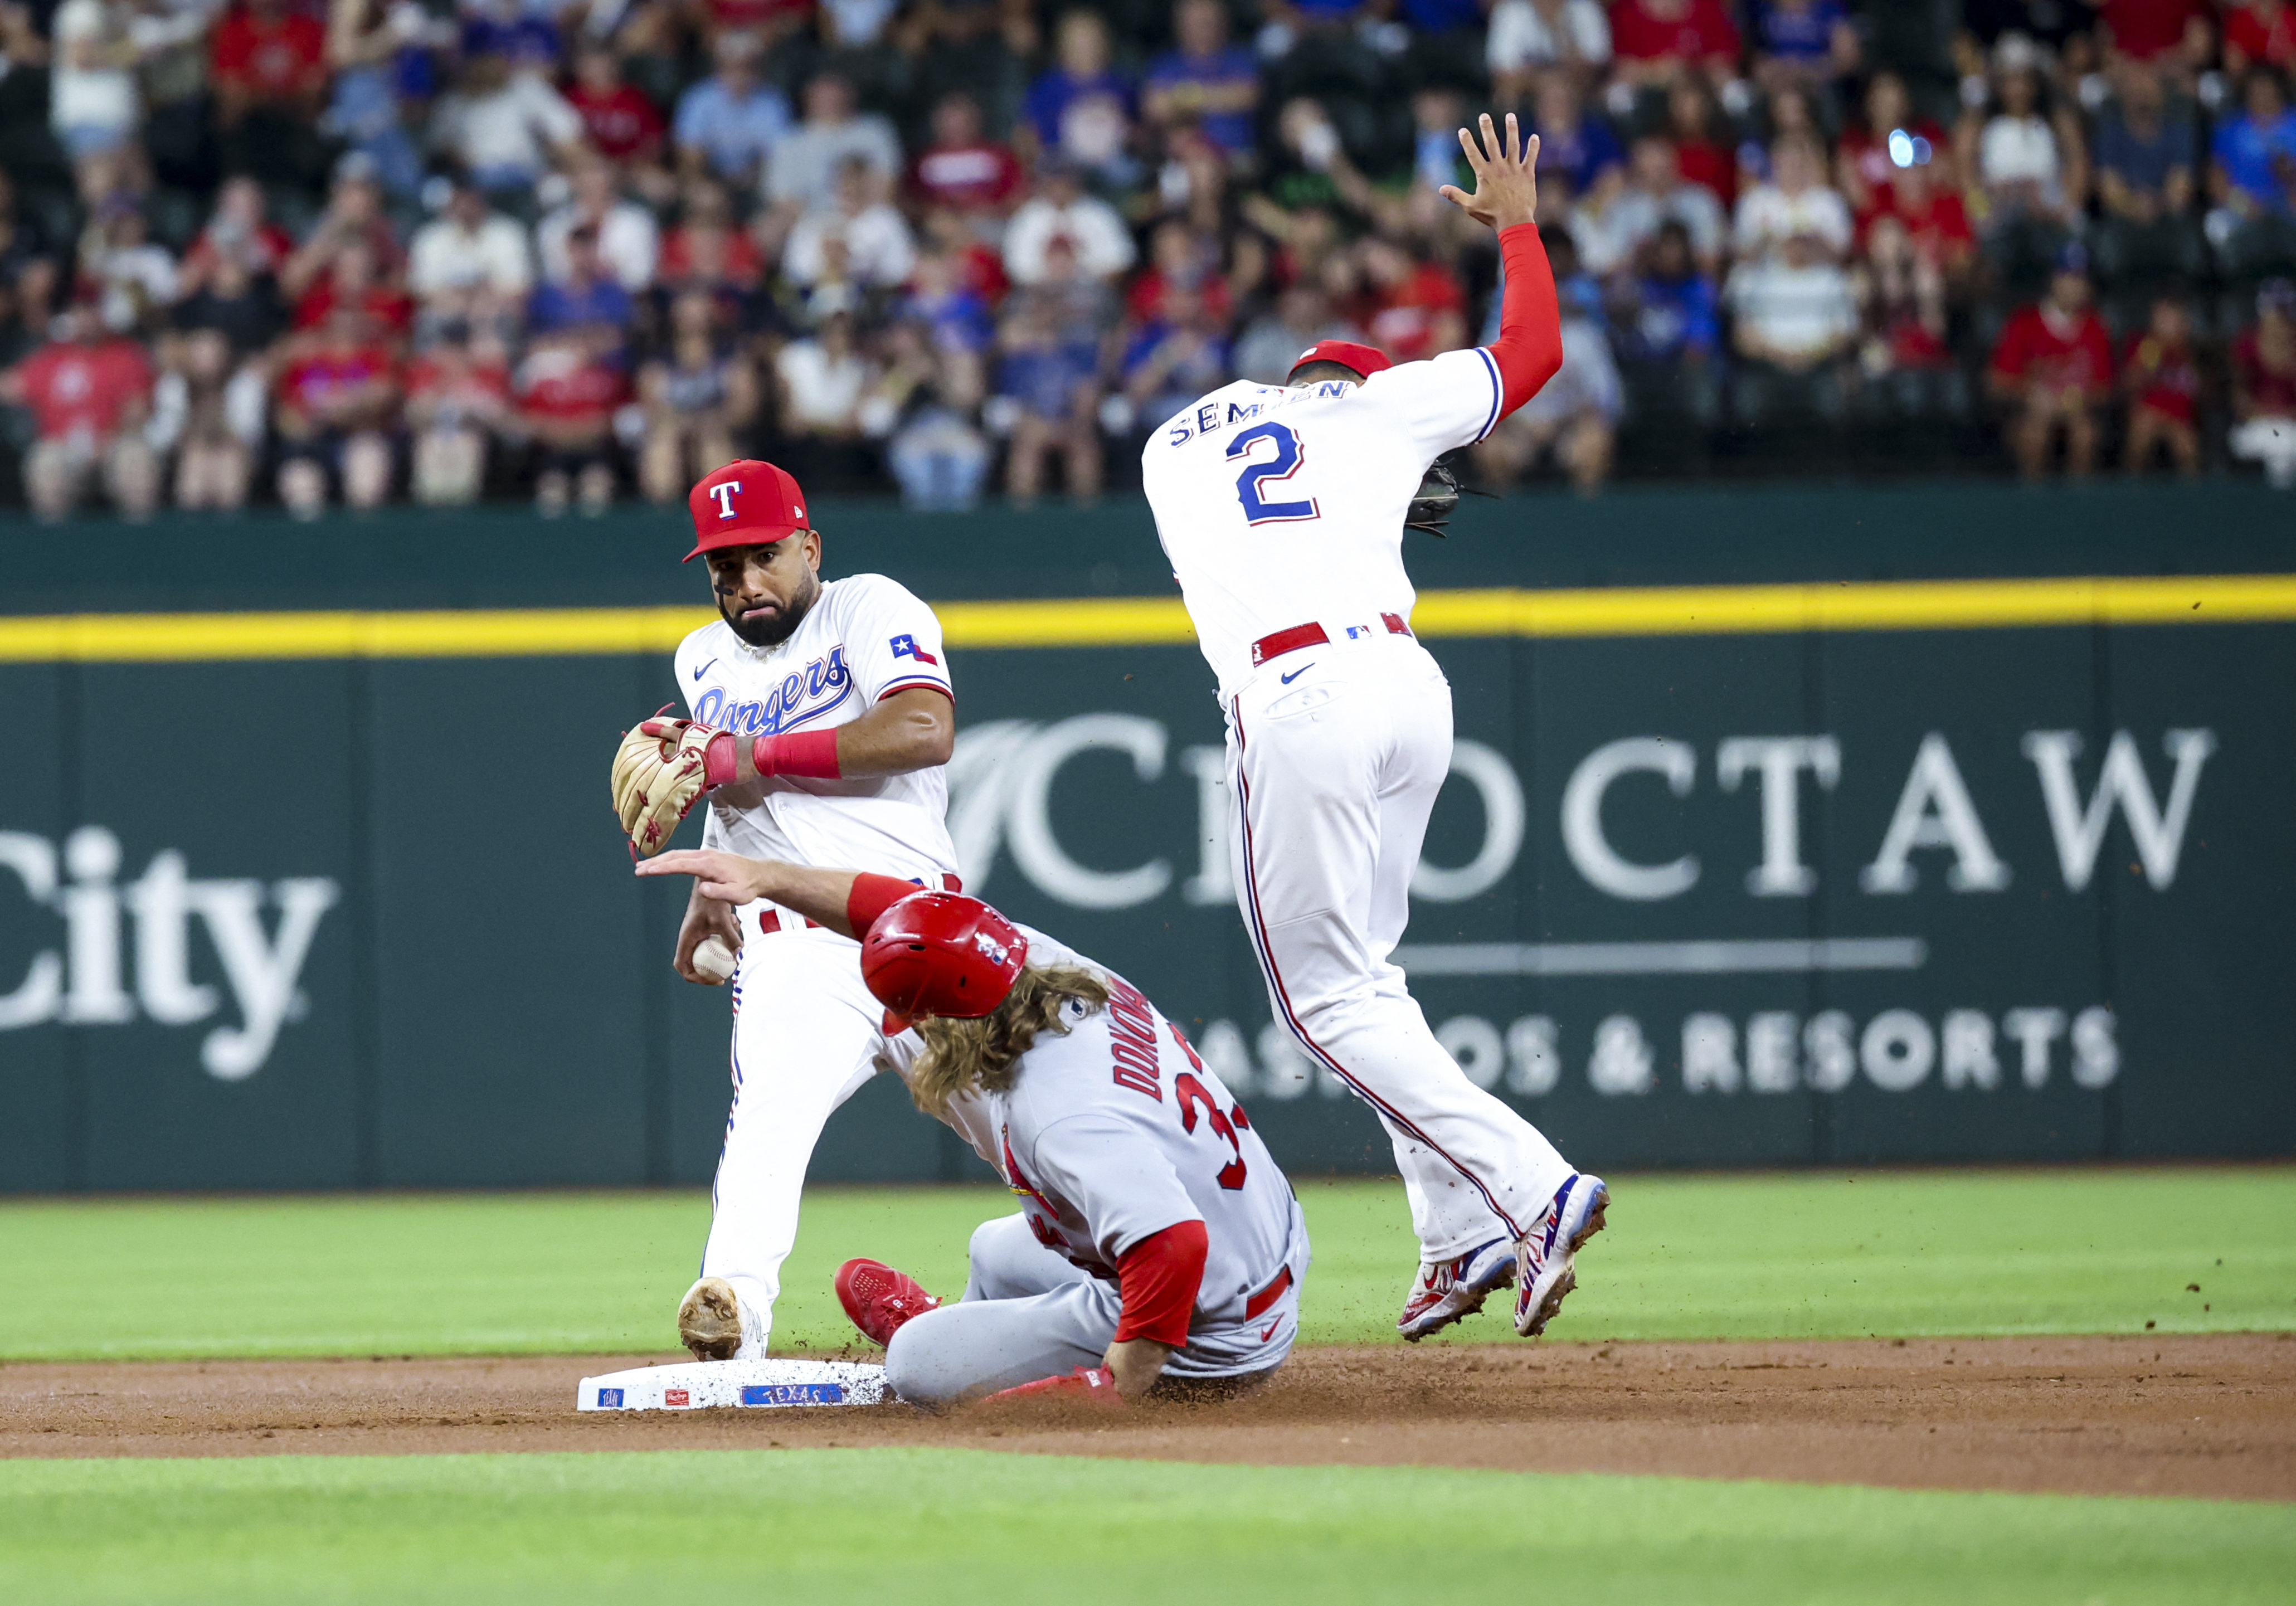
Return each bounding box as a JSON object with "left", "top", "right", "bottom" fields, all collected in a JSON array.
[
  {"left": 1407, "top": 457, "right": 1464, "bottom": 537},
  {"left": 611, "top": 711, "right": 714, "bottom": 858}
]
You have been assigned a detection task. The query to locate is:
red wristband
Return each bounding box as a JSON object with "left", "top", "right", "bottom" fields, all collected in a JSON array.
[
  {"left": 751, "top": 728, "right": 842, "bottom": 779},
  {"left": 702, "top": 730, "right": 739, "bottom": 789}
]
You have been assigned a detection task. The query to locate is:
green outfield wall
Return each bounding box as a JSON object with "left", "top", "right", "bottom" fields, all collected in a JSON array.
[{"left": 2, "top": 485, "right": 2292, "bottom": 1190}]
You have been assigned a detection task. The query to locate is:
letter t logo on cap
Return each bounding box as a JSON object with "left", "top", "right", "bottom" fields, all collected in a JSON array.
[{"left": 709, "top": 481, "right": 741, "bottom": 519}]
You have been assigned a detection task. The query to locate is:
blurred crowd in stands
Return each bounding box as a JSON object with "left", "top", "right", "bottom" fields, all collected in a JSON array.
[{"left": 0, "top": 0, "right": 2293, "bottom": 519}]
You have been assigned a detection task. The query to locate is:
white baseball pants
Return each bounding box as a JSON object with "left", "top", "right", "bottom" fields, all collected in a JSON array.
[
  {"left": 703, "top": 920, "right": 890, "bottom": 1352},
  {"left": 884, "top": 1213, "right": 1297, "bottom": 1407},
  {"left": 1225, "top": 633, "right": 1574, "bottom": 1261}
]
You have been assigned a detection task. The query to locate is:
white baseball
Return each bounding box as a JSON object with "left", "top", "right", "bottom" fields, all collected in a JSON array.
[{"left": 693, "top": 935, "right": 739, "bottom": 984}]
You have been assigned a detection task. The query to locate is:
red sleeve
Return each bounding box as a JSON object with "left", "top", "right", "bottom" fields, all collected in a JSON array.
[
  {"left": 1488, "top": 222, "right": 1564, "bottom": 418},
  {"left": 210, "top": 16, "right": 251, "bottom": 83},
  {"left": 1699, "top": 0, "right": 1743, "bottom": 59},
  {"left": 1113, "top": 1218, "right": 1208, "bottom": 1347},
  {"left": 846, "top": 871, "right": 924, "bottom": 937},
  {"left": 1990, "top": 312, "right": 2032, "bottom": 378}
]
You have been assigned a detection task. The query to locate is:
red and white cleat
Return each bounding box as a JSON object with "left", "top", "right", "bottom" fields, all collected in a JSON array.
[
  {"left": 1396, "top": 1238, "right": 1517, "bottom": 1342},
  {"left": 1515, "top": 1174, "right": 1609, "bottom": 1338},
  {"left": 835, "top": 1257, "right": 943, "bottom": 1348}
]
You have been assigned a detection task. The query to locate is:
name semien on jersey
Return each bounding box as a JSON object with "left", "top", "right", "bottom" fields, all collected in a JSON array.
[{"left": 1159, "top": 381, "right": 1352, "bottom": 446}]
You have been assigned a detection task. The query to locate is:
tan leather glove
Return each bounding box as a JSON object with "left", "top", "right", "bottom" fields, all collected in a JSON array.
[{"left": 611, "top": 713, "right": 717, "bottom": 858}]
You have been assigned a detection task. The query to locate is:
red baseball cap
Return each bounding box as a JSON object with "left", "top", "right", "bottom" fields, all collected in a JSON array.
[
  {"left": 1287, "top": 339, "right": 1393, "bottom": 381},
  {"left": 860, "top": 891, "right": 1030, "bottom": 1031},
  {"left": 684, "top": 460, "right": 811, "bottom": 561}
]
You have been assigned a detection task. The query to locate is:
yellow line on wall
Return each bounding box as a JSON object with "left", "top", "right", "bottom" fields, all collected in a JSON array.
[{"left": 0, "top": 575, "right": 2290, "bottom": 661}]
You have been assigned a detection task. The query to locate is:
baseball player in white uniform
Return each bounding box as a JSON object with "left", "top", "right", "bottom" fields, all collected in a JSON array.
[
  {"left": 1140, "top": 115, "right": 1608, "bottom": 1343},
  {"left": 633, "top": 850, "right": 1307, "bottom": 1407},
  {"left": 614, "top": 458, "right": 962, "bottom": 1361}
]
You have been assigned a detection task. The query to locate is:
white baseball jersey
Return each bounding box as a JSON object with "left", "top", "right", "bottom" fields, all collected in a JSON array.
[
  {"left": 926, "top": 965, "right": 1306, "bottom": 1352},
  {"left": 1139, "top": 347, "right": 1505, "bottom": 697},
  {"left": 675, "top": 573, "right": 959, "bottom": 906}
]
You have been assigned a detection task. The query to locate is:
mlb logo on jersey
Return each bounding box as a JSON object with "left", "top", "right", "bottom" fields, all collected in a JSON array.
[{"left": 890, "top": 633, "right": 938, "bottom": 666}]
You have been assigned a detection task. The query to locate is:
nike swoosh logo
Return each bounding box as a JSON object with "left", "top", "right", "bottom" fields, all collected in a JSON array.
[
  {"left": 1280, "top": 663, "right": 1313, "bottom": 684},
  {"left": 693, "top": 658, "right": 718, "bottom": 682},
  {"left": 1259, "top": 1320, "right": 1281, "bottom": 1340}
]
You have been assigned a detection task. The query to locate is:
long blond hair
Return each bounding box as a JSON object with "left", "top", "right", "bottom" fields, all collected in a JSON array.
[{"left": 908, "top": 965, "right": 1110, "bottom": 1118}]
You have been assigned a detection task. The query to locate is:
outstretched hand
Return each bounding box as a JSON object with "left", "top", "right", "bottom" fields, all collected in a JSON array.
[
  {"left": 637, "top": 848, "right": 772, "bottom": 906},
  {"left": 1438, "top": 112, "right": 1541, "bottom": 233}
]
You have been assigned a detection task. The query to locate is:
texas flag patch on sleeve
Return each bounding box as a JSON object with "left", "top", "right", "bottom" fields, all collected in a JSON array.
[{"left": 889, "top": 634, "right": 940, "bottom": 666}]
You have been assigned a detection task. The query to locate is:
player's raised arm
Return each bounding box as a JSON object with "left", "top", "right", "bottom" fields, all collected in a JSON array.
[{"left": 1440, "top": 111, "right": 1565, "bottom": 417}]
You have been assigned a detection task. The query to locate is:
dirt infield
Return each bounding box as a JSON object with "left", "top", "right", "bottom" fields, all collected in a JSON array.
[{"left": 5, "top": 1335, "right": 2290, "bottom": 1501}]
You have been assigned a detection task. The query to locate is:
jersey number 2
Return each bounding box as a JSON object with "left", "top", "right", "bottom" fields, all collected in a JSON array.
[{"left": 1225, "top": 422, "right": 1319, "bottom": 526}]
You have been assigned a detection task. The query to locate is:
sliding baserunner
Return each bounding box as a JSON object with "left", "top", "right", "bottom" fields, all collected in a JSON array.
[
  {"left": 635, "top": 848, "right": 1308, "bottom": 1406},
  {"left": 1138, "top": 113, "right": 1606, "bottom": 1341}
]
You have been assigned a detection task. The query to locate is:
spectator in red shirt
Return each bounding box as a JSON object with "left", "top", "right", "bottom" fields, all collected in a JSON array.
[
  {"left": 515, "top": 325, "right": 626, "bottom": 515},
  {"left": 0, "top": 306, "right": 158, "bottom": 519},
  {"left": 656, "top": 178, "right": 765, "bottom": 331},
  {"left": 2231, "top": 278, "right": 2296, "bottom": 486},
  {"left": 1612, "top": 0, "right": 1743, "bottom": 87},
  {"left": 2093, "top": 0, "right": 2212, "bottom": 71},
  {"left": 280, "top": 162, "right": 407, "bottom": 305},
  {"left": 2121, "top": 295, "right": 2202, "bottom": 476},
  {"left": 212, "top": 0, "right": 328, "bottom": 110},
  {"left": 2226, "top": 0, "right": 2296, "bottom": 75},
  {"left": 1988, "top": 247, "right": 2115, "bottom": 479},
  {"left": 1836, "top": 72, "right": 1952, "bottom": 218},
  {"left": 292, "top": 241, "right": 415, "bottom": 342},
  {"left": 177, "top": 176, "right": 298, "bottom": 300},
  {"left": 1665, "top": 77, "right": 1736, "bottom": 205},
  {"left": 567, "top": 43, "right": 673, "bottom": 206},
  {"left": 274, "top": 305, "right": 400, "bottom": 516},
  {"left": 405, "top": 324, "right": 513, "bottom": 505},
  {"left": 1358, "top": 238, "right": 1466, "bottom": 361},
  {"left": 1862, "top": 155, "right": 1976, "bottom": 284},
  {"left": 911, "top": 92, "right": 1024, "bottom": 222}
]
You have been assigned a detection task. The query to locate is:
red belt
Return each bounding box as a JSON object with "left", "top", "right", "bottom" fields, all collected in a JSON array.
[
  {"left": 1249, "top": 612, "right": 1412, "bottom": 668},
  {"left": 1244, "top": 1264, "right": 1294, "bottom": 1321},
  {"left": 756, "top": 873, "right": 962, "bottom": 936}
]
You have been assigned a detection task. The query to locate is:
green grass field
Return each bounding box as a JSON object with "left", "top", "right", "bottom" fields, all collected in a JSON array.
[
  {"left": 4, "top": 1168, "right": 2291, "bottom": 1604},
  {"left": 2, "top": 1169, "right": 2289, "bottom": 1361},
  {"left": 5, "top": 1449, "right": 2290, "bottom": 1606}
]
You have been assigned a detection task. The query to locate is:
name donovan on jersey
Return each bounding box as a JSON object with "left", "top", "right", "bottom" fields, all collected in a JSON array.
[
  {"left": 692, "top": 645, "right": 851, "bottom": 735},
  {"left": 1161, "top": 382, "right": 1353, "bottom": 446}
]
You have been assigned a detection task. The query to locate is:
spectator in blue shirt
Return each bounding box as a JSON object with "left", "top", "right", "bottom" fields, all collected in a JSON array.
[
  {"left": 674, "top": 33, "right": 793, "bottom": 189},
  {"left": 2211, "top": 69, "right": 2296, "bottom": 221},
  {"left": 1119, "top": 286, "right": 1232, "bottom": 426},
  {"left": 527, "top": 228, "right": 633, "bottom": 360},
  {"left": 1142, "top": 0, "right": 1261, "bottom": 160},
  {"left": 994, "top": 247, "right": 1108, "bottom": 502},
  {"left": 1614, "top": 220, "right": 1720, "bottom": 365},
  {"left": 2094, "top": 64, "right": 2195, "bottom": 228},
  {"left": 1533, "top": 72, "right": 1626, "bottom": 202},
  {"left": 1753, "top": 0, "right": 1859, "bottom": 94},
  {"left": 1025, "top": 9, "right": 1137, "bottom": 185}
]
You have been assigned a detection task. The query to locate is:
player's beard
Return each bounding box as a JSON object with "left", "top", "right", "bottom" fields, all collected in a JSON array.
[{"left": 721, "top": 575, "right": 819, "bottom": 648}]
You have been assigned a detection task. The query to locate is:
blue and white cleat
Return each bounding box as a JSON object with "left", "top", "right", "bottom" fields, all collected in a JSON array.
[
  {"left": 1397, "top": 1237, "right": 1517, "bottom": 1342},
  {"left": 1514, "top": 1174, "right": 1608, "bottom": 1338}
]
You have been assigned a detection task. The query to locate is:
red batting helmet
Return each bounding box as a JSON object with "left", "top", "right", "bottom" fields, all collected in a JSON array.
[
  {"left": 860, "top": 891, "right": 1030, "bottom": 1028},
  {"left": 685, "top": 460, "right": 811, "bottom": 561},
  {"left": 1287, "top": 339, "right": 1392, "bottom": 381}
]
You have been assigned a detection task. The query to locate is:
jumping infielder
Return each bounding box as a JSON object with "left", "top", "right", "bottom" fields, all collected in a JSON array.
[
  {"left": 636, "top": 849, "right": 1308, "bottom": 1407},
  {"left": 1140, "top": 114, "right": 1607, "bottom": 1342},
  {"left": 610, "top": 458, "right": 961, "bottom": 1360}
]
